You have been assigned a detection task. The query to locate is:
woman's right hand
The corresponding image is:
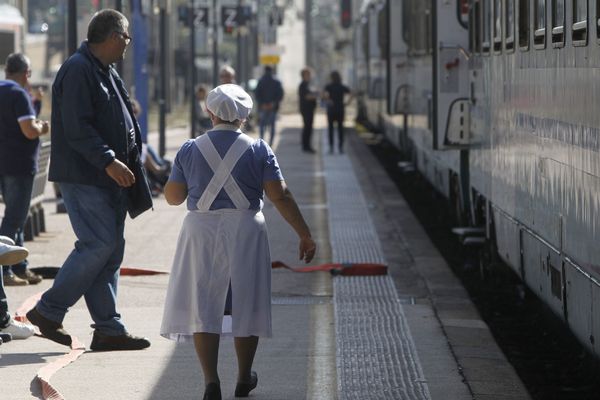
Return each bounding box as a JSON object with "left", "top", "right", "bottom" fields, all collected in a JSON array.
[{"left": 299, "top": 236, "right": 316, "bottom": 263}]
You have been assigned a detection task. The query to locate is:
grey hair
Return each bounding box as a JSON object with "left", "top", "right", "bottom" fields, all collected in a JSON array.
[
  {"left": 87, "top": 9, "right": 128, "bottom": 44},
  {"left": 5, "top": 53, "right": 30, "bottom": 74}
]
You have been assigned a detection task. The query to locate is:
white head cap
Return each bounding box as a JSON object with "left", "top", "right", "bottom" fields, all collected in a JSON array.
[{"left": 206, "top": 84, "right": 253, "bottom": 122}]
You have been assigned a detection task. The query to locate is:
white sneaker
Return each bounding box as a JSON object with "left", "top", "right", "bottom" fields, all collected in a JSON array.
[
  {"left": 0, "top": 242, "right": 28, "bottom": 266},
  {"left": 0, "top": 235, "right": 15, "bottom": 245},
  {"left": 0, "top": 317, "right": 35, "bottom": 339}
]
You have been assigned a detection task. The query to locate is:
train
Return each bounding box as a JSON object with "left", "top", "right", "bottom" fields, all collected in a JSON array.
[{"left": 354, "top": 0, "right": 600, "bottom": 358}]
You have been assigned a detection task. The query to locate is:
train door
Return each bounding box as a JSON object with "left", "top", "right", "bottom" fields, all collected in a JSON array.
[
  {"left": 432, "top": 0, "right": 470, "bottom": 150},
  {"left": 0, "top": 5, "right": 24, "bottom": 67},
  {"left": 384, "top": 0, "right": 409, "bottom": 150}
]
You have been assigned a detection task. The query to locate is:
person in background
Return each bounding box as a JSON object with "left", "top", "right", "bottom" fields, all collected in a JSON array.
[
  {"left": 0, "top": 235, "right": 35, "bottom": 344},
  {"left": 219, "top": 65, "right": 236, "bottom": 84},
  {"left": 131, "top": 98, "right": 171, "bottom": 195},
  {"left": 26, "top": 9, "right": 151, "bottom": 351},
  {"left": 161, "top": 84, "right": 316, "bottom": 400},
  {"left": 0, "top": 53, "right": 49, "bottom": 286},
  {"left": 195, "top": 84, "right": 212, "bottom": 136},
  {"left": 254, "top": 66, "right": 284, "bottom": 146},
  {"left": 322, "top": 70, "right": 353, "bottom": 154},
  {"left": 298, "top": 67, "right": 318, "bottom": 153}
]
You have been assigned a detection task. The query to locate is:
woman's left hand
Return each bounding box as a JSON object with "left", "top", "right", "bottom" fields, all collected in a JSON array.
[{"left": 299, "top": 236, "right": 317, "bottom": 263}]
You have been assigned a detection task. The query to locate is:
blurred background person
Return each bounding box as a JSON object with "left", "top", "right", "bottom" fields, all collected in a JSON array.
[
  {"left": 0, "top": 53, "right": 49, "bottom": 286},
  {"left": 298, "top": 67, "right": 318, "bottom": 153},
  {"left": 322, "top": 70, "right": 353, "bottom": 154},
  {"left": 254, "top": 66, "right": 284, "bottom": 146}
]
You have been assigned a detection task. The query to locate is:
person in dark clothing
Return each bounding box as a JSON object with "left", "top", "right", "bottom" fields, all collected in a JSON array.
[
  {"left": 323, "top": 71, "right": 353, "bottom": 154},
  {"left": 26, "top": 9, "right": 152, "bottom": 351},
  {"left": 0, "top": 53, "right": 48, "bottom": 286},
  {"left": 254, "top": 66, "right": 284, "bottom": 146},
  {"left": 298, "top": 68, "right": 318, "bottom": 153}
]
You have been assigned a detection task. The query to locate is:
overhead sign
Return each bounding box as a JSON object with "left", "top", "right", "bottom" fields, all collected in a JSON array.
[{"left": 259, "top": 44, "right": 284, "bottom": 65}]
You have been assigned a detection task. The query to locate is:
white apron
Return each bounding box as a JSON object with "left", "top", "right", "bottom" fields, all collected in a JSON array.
[{"left": 160, "top": 132, "right": 272, "bottom": 342}]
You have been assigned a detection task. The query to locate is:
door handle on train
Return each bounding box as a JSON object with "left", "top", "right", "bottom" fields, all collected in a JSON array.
[{"left": 439, "top": 42, "right": 471, "bottom": 60}]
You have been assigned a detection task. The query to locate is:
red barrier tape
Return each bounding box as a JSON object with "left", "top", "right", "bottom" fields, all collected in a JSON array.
[
  {"left": 271, "top": 261, "right": 387, "bottom": 276},
  {"left": 120, "top": 267, "right": 169, "bottom": 276},
  {"left": 15, "top": 292, "right": 86, "bottom": 400}
]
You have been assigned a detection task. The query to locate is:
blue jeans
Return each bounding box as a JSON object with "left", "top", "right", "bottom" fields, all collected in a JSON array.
[
  {"left": 0, "top": 273, "right": 8, "bottom": 326},
  {"left": 0, "top": 174, "right": 34, "bottom": 275},
  {"left": 36, "top": 183, "right": 128, "bottom": 335},
  {"left": 259, "top": 109, "right": 277, "bottom": 146}
]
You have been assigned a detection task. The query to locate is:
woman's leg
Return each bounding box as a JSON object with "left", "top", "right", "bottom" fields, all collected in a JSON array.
[
  {"left": 337, "top": 114, "right": 345, "bottom": 152},
  {"left": 193, "top": 332, "right": 221, "bottom": 385},
  {"left": 234, "top": 335, "right": 259, "bottom": 382},
  {"left": 327, "top": 113, "right": 335, "bottom": 153}
]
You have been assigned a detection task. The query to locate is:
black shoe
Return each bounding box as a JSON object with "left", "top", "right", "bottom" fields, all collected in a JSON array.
[
  {"left": 303, "top": 147, "right": 316, "bottom": 154},
  {"left": 235, "top": 371, "right": 258, "bottom": 397},
  {"left": 26, "top": 307, "right": 72, "bottom": 347},
  {"left": 203, "top": 382, "right": 221, "bottom": 400},
  {"left": 90, "top": 330, "right": 150, "bottom": 351},
  {"left": 0, "top": 333, "right": 12, "bottom": 343}
]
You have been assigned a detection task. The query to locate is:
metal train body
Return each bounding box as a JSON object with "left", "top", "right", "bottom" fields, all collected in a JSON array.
[{"left": 356, "top": 0, "right": 600, "bottom": 357}]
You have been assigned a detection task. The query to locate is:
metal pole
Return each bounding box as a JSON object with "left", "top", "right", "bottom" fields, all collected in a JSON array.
[
  {"left": 68, "top": 0, "right": 77, "bottom": 56},
  {"left": 305, "top": 0, "right": 312, "bottom": 67},
  {"left": 190, "top": 0, "right": 197, "bottom": 138},
  {"left": 236, "top": 0, "right": 243, "bottom": 87},
  {"left": 212, "top": 0, "right": 219, "bottom": 88},
  {"left": 159, "top": 6, "right": 167, "bottom": 157},
  {"left": 115, "top": 0, "right": 123, "bottom": 75}
]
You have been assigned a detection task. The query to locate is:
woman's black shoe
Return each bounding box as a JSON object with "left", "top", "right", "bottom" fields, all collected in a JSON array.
[
  {"left": 203, "top": 382, "right": 221, "bottom": 400},
  {"left": 235, "top": 371, "right": 258, "bottom": 397}
]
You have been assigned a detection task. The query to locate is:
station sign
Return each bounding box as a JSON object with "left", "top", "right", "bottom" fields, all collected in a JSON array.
[{"left": 259, "top": 44, "right": 284, "bottom": 65}]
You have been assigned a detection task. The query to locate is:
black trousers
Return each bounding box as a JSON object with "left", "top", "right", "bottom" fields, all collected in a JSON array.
[
  {"left": 327, "top": 112, "right": 345, "bottom": 151},
  {"left": 301, "top": 108, "right": 315, "bottom": 150}
]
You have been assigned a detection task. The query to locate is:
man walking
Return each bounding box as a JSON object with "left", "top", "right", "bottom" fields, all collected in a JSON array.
[
  {"left": 298, "top": 68, "right": 318, "bottom": 153},
  {"left": 254, "top": 66, "right": 284, "bottom": 146},
  {"left": 27, "top": 9, "right": 152, "bottom": 351},
  {"left": 0, "top": 53, "right": 48, "bottom": 286}
]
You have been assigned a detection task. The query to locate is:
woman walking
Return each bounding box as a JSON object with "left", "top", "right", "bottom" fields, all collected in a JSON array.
[{"left": 160, "top": 84, "right": 316, "bottom": 400}]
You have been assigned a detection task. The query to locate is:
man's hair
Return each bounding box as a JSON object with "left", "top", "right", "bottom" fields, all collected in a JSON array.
[
  {"left": 219, "top": 65, "right": 236, "bottom": 77},
  {"left": 301, "top": 67, "right": 312, "bottom": 77},
  {"left": 87, "top": 9, "right": 128, "bottom": 44},
  {"left": 5, "top": 53, "right": 30, "bottom": 74},
  {"left": 264, "top": 66, "right": 273, "bottom": 75},
  {"left": 330, "top": 70, "right": 341, "bottom": 84}
]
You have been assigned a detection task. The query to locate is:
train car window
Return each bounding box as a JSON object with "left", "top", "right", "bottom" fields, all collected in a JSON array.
[
  {"left": 493, "top": 0, "right": 503, "bottom": 52},
  {"left": 552, "top": 0, "right": 565, "bottom": 46},
  {"left": 519, "top": 0, "right": 530, "bottom": 49},
  {"left": 534, "top": 0, "right": 547, "bottom": 48},
  {"left": 483, "top": 0, "right": 492, "bottom": 53},
  {"left": 597, "top": 0, "right": 600, "bottom": 41},
  {"left": 474, "top": 0, "right": 482, "bottom": 53},
  {"left": 572, "top": 0, "right": 588, "bottom": 45},
  {"left": 505, "top": 0, "right": 516, "bottom": 51}
]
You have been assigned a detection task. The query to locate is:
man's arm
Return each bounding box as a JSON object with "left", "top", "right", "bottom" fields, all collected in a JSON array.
[
  {"left": 18, "top": 119, "right": 49, "bottom": 140},
  {"left": 59, "top": 62, "right": 118, "bottom": 171}
]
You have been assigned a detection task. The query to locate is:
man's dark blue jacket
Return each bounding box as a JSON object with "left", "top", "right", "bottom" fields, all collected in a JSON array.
[{"left": 49, "top": 41, "right": 143, "bottom": 188}]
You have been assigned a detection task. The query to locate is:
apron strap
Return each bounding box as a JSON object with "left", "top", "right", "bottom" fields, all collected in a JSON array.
[{"left": 194, "top": 133, "right": 254, "bottom": 211}]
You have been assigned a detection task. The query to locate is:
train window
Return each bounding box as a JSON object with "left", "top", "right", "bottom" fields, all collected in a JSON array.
[
  {"left": 505, "top": 0, "right": 516, "bottom": 51},
  {"left": 474, "top": 0, "right": 482, "bottom": 53},
  {"left": 493, "top": 0, "right": 503, "bottom": 52},
  {"left": 482, "top": 0, "right": 491, "bottom": 53},
  {"left": 572, "top": 0, "right": 588, "bottom": 45},
  {"left": 534, "top": 0, "right": 546, "bottom": 48},
  {"left": 597, "top": 0, "right": 600, "bottom": 41},
  {"left": 552, "top": 0, "right": 565, "bottom": 47},
  {"left": 518, "top": 0, "right": 530, "bottom": 49}
]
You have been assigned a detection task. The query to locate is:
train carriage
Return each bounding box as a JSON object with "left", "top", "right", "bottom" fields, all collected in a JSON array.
[{"left": 356, "top": 0, "right": 600, "bottom": 357}]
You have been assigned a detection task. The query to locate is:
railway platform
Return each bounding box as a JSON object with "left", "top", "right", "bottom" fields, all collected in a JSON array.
[{"left": 0, "top": 113, "right": 530, "bottom": 400}]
